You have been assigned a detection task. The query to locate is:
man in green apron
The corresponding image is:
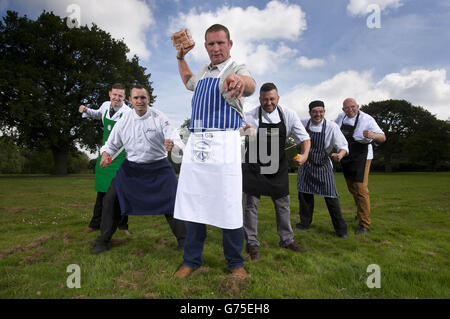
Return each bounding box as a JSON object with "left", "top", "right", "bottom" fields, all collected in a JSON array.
[{"left": 78, "top": 83, "right": 131, "bottom": 234}]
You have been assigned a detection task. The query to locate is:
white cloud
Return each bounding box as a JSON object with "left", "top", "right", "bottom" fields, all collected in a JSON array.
[
  {"left": 281, "top": 69, "right": 450, "bottom": 121},
  {"left": 282, "top": 70, "right": 388, "bottom": 120},
  {"left": 10, "top": 0, "right": 155, "bottom": 60},
  {"left": 376, "top": 69, "right": 450, "bottom": 119},
  {"left": 296, "top": 56, "right": 325, "bottom": 69},
  {"left": 347, "top": 0, "right": 404, "bottom": 16},
  {"left": 169, "top": 0, "right": 307, "bottom": 75}
]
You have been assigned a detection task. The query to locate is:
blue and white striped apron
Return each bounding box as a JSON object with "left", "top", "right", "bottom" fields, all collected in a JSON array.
[
  {"left": 174, "top": 60, "right": 243, "bottom": 229},
  {"left": 297, "top": 119, "right": 339, "bottom": 198},
  {"left": 189, "top": 59, "right": 242, "bottom": 132}
]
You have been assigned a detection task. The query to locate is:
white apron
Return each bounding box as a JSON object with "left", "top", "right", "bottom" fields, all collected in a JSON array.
[
  {"left": 174, "top": 59, "right": 243, "bottom": 229},
  {"left": 174, "top": 130, "right": 242, "bottom": 229}
]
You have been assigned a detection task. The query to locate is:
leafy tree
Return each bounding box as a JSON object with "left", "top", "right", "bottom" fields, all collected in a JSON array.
[
  {"left": 0, "top": 11, "right": 154, "bottom": 175},
  {"left": 0, "top": 136, "right": 26, "bottom": 173},
  {"left": 361, "top": 100, "right": 450, "bottom": 172}
]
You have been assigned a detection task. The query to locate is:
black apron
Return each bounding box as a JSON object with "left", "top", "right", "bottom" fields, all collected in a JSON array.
[
  {"left": 340, "top": 112, "right": 368, "bottom": 183},
  {"left": 242, "top": 107, "right": 289, "bottom": 199},
  {"left": 297, "top": 119, "right": 339, "bottom": 198}
]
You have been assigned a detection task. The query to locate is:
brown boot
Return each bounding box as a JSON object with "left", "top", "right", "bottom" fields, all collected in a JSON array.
[
  {"left": 230, "top": 267, "right": 249, "bottom": 279},
  {"left": 173, "top": 265, "right": 196, "bottom": 279},
  {"left": 285, "top": 241, "right": 308, "bottom": 253}
]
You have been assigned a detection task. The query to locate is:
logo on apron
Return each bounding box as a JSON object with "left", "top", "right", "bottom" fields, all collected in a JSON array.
[
  {"left": 192, "top": 132, "right": 214, "bottom": 162},
  {"left": 107, "top": 124, "right": 112, "bottom": 131},
  {"left": 193, "top": 141, "right": 211, "bottom": 162}
]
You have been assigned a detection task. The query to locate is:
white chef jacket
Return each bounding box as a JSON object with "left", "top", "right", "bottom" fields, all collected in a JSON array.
[
  {"left": 334, "top": 110, "right": 384, "bottom": 160},
  {"left": 301, "top": 118, "right": 349, "bottom": 157},
  {"left": 243, "top": 105, "right": 310, "bottom": 144},
  {"left": 101, "top": 107, "right": 183, "bottom": 164},
  {"left": 82, "top": 101, "right": 131, "bottom": 123}
]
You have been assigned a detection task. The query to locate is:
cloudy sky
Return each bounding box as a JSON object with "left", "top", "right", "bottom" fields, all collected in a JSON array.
[{"left": 1, "top": 0, "right": 449, "bottom": 129}]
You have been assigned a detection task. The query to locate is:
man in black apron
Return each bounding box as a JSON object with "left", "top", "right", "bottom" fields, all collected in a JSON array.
[
  {"left": 296, "top": 101, "right": 348, "bottom": 238},
  {"left": 242, "top": 83, "right": 311, "bottom": 260},
  {"left": 336, "top": 98, "right": 386, "bottom": 235}
]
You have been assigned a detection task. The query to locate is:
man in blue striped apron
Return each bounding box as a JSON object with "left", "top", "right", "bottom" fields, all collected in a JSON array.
[
  {"left": 173, "top": 24, "right": 256, "bottom": 279},
  {"left": 242, "top": 83, "right": 311, "bottom": 260},
  {"left": 90, "top": 85, "right": 186, "bottom": 254},
  {"left": 297, "top": 100, "right": 349, "bottom": 238}
]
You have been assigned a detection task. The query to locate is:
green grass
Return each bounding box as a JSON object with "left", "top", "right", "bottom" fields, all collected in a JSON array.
[{"left": 0, "top": 172, "right": 449, "bottom": 299}]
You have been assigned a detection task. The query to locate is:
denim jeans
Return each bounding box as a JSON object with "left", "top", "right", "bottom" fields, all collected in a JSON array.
[{"left": 182, "top": 221, "right": 244, "bottom": 270}]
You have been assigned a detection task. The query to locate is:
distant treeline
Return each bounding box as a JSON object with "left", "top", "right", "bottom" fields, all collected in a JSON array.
[{"left": 0, "top": 136, "right": 93, "bottom": 174}]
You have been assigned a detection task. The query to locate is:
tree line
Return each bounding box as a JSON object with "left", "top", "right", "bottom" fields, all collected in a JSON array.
[{"left": 0, "top": 11, "right": 448, "bottom": 174}]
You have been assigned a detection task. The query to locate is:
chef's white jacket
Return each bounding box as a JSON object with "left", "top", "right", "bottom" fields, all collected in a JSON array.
[
  {"left": 101, "top": 107, "right": 183, "bottom": 164},
  {"left": 335, "top": 110, "right": 384, "bottom": 160},
  {"left": 243, "top": 105, "right": 310, "bottom": 144}
]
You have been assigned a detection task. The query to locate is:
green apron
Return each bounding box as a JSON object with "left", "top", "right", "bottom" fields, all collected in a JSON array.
[{"left": 94, "top": 111, "right": 126, "bottom": 192}]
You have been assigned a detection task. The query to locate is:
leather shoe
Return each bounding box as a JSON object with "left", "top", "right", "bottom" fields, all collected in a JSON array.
[
  {"left": 174, "top": 265, "right": 195, "bottom": 278},
  {"left": 295, "top": 223, "right": 310, "bottom": 230},
  {"left": 338, "top": 233, "right": 348, "bottom": 239},
  {"left": 285, "top": 241, "right": 308, "bottom": 253},
  {"left": 230, "top": 267, "right": 249, "bottom": 279},
  {"left": 83, "top": 227, "right": 98, "bottom": 233},
  {"left": 90, "top": 242, "right": 111, "bottom": 254},
  {"left": 247, "top": 245, "right": 260, "bottom": 260},
  {"left": 355, "top": 226, "right": 370, "bottom": 235}
]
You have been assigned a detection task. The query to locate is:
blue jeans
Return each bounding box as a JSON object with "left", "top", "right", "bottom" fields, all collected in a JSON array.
[{"left": 182, "top": 221, "right": 245, "bottom": 270}]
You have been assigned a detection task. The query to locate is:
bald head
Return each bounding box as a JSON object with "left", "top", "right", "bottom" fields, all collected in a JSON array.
[
  {"left": 342, "top": 98, "right": 359, "bottom": 118},
  {"left": 343, "top": 98, "right": 357, "bottom": 106}
]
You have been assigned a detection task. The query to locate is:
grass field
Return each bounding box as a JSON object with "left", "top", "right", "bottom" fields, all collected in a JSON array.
[{"left": 0, "top": 172, "right": 449, "bottom": 299}]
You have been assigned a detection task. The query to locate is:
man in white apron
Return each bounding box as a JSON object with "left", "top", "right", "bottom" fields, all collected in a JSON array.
[
  {"left": 90, "top": 85, "right": 186, "bottom": 254},
  {"left": 173, "top": 24, "right": 256, "bottom": 279},
  {"left": 335, "top": 98, "right": 386, "bottom": 235},
  {"left": 78, "top": 83, "right": 130, "bottom": 235},
  {"left": 242, "top": 83, "right": 311, "bottom": 260},
  {"left": 297, "top": 100, "right": 348, "bottom": 238}
]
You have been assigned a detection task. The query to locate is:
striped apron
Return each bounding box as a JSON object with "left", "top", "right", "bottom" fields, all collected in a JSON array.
[
  {"left": 174, "top": 60, "right": 243, "bottom": 229},
  {"left": 297, "top": 119, "right": 339, "bottom": 198}
]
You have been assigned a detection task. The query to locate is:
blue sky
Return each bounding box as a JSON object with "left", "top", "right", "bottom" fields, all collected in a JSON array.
[{"left": 1, "top": 0, "right": 449, "bottom": 131}]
